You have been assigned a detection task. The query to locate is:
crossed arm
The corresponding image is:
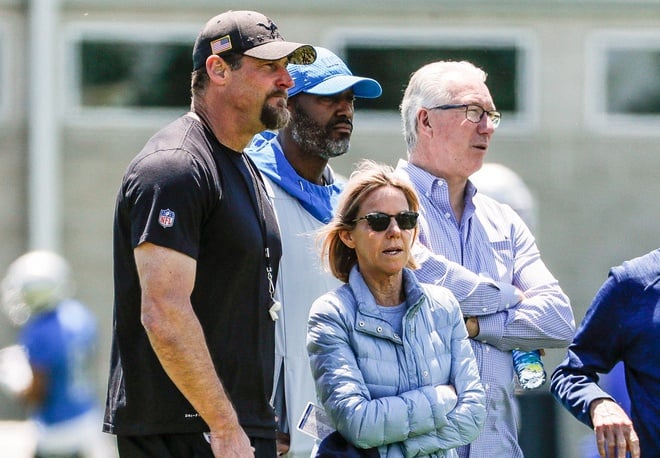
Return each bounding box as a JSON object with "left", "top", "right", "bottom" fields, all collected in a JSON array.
[
  {"left": 307, "top": 295, "right": 485, "bottom": 455},
  {"left": 413, "top": 241, "right": 574, "bottom": 351}
]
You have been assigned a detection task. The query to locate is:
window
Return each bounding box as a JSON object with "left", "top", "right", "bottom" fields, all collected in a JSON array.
[
  {"left": 79, "top": 39, "right": 191, "bottom": 109},
  {"left": 324, "top": 27, "right": 536, "bottom": 130},
  {"left": 607, "top": 49, "right": 660, "bottom": 115},
  {"left": 64, "top": 23, "right": 198, "bottom": 120},
  {"left": 586, "top": 30, "right": 660, "bottom": 133}
]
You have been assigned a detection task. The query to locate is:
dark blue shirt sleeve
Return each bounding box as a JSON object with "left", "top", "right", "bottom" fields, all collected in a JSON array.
[{"left": 549, "top": 272, "right": 626, "bottom": 427}]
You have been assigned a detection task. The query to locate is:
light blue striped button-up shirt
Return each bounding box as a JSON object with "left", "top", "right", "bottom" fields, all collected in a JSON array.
[{"left": 398, "top": 159, "right": 575, "bottom": 458}]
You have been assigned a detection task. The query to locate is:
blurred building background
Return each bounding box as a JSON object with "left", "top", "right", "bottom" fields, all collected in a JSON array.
[{"left": 0, "top": 1, "right": 658, "bottom": 457}]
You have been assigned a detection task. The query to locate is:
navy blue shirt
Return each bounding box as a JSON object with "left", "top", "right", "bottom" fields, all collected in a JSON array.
[{"left": 550, "top": 249, "right": 659, "bottom": 456}]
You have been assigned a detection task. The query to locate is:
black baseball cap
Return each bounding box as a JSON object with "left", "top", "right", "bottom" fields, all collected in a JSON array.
[{"left": 192, "top": 10, "right": 316, "bottom": 70}]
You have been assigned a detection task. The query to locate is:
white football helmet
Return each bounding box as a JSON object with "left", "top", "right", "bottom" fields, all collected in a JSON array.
[
  {"left": 1, "top": 250, "right": 75, "bottom": 326},
  {"left": 470, "top": 163, "right": 537, "bottom": 232}
]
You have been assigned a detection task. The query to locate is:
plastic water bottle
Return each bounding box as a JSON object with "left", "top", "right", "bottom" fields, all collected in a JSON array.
[{"left": 513, "top": 349, "right": 547, "bottom": 390}]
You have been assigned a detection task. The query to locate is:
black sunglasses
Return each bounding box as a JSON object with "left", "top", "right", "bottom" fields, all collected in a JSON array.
[{"left": 353, "top": 211, "right": 419, "bottom": 232}]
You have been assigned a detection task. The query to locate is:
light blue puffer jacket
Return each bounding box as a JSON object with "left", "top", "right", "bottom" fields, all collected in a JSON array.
[{"left": 307, "top": 267, "right": 486, "bottom": 458}]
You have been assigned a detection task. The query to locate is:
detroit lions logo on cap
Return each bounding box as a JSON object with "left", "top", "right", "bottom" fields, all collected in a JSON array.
[
  {"left": 158, "top": 209, "right": 175, "bottom": 228},
  {"left": 256, "top": 20, "right": 280, "bottom": 39}
]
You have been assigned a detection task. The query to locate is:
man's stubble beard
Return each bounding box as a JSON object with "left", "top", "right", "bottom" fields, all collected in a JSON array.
[
  {"left": 261, "top": 91, "right": 292, "bottom": 131},
  {"left": 261, "top": 103, "right": 291, "bottom": 131},
  {"left": 289, "top": 105, "right": 350, "bottom": 160}
]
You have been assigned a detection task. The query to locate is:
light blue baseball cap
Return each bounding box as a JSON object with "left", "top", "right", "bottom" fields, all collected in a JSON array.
[{"left": 287, "top": 47, "right": 382, "bottom": 98}]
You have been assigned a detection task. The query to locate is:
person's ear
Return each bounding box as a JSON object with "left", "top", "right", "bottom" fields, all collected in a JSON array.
[
  {"left": 338, "top": 229, "right": 356, "bottom": 249},
  {"left": 419, "top": 108, "right": 432, "bottom": 129},
  {"left": 207, "top": 56, "right": 228, "bottom": 82}
]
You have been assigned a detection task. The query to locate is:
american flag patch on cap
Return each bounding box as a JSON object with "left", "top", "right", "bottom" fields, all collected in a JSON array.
[{"left": 211, "top": 35, "right": 232, "bottom": 55}]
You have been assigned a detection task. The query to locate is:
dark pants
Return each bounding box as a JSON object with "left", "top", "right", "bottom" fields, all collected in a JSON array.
[{"left": 117, "top": 433, "right": 276, "bottom": 458}]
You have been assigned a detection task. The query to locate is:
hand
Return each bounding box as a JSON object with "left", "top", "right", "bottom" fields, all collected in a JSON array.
[
  {"left": 590, "top": 398, "right": 640, "bottom": 458},
  {"left": 277, "top": 431, "right": 290, "bottom": 456},
  {"left": 209, "top": 427, "right": 255, "bottom": 457},
  {"left": 465, "top": 316, "right": 479, "bottom": 338}
]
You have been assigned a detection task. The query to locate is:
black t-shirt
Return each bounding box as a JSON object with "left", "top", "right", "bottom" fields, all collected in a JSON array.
[{"left": 104, "top": 113, "right": 282, "bottom": 438}]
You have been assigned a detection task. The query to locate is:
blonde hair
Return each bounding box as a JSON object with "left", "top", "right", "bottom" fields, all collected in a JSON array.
[{"left": 320, "top": 160, "right": 420, "bottom": 283}]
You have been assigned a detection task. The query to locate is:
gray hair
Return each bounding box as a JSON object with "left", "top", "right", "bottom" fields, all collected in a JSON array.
[{"left": 400, "top": 61, "right": 487, "bottom": 152}]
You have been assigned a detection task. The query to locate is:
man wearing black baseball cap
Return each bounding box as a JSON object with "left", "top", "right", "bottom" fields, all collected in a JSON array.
[
  {"left": 192, "top": 10, "right": 315, "bottom": 70},
  {"left": 104, "top": 10, "right": 315, "bottom": 458}
]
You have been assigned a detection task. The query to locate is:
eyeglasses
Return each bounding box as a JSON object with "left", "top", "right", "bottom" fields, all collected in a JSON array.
[
  {"left": 428, "top": 104, "right": 501, "bottom": 128},
  {"left": 353, "top": 211, "right": 419, "bottom": 232}
]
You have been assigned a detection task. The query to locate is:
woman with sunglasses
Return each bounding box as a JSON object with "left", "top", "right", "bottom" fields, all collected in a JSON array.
[{"left": 307, "top": 160, "right": 485, "bottom": 457}]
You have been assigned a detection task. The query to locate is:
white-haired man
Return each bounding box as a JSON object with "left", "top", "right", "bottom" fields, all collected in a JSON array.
[{"left": 397, "top": 60, "right": 575, "bottom": 458}]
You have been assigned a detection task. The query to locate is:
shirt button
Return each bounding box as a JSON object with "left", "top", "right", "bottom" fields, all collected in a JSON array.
[
  {"left": 423, "top": 370, "right": 429, "bottom": 377},
  {"left": 481, "top": 339, "right": 488, "bottom": 344},
  {"left": 393, "top": 333, "right": 399, "bottom": 339},
  {"left": 358, "top": 321, "right": 365, "bottom": 327},
  {"left": 481, "top": 307, "right": 487, "bottom": 312},
  {"left": 377, "top": 326, "right": 383, "bottom": 333},
  {"left": 444, "top": 212, "right": 451, "bottom": 219},
  {"left": 484, "top": 384, "right": 490, "bottom": 390}
]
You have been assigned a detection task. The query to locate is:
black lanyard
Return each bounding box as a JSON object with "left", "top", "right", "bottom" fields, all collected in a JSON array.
[{"left": 241, "top": 154, "right": 281, "bottom": 320}]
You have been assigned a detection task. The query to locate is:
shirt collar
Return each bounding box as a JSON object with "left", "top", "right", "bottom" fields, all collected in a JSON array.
[{"left": 397, "top": 159, "right": 478, "bottom": 223}]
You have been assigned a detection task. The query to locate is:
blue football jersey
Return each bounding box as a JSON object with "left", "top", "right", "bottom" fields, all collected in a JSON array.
[{"left": 19, "top": 299, "right": 98, "bottom": 425}]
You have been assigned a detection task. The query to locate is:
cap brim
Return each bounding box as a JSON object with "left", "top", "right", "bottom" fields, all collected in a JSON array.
[
  {"left": 298, "top": 75, "right": 383, "bottom": 98},
  {"left": 243, "top": 42, "right": 316, "bottom": 65}
]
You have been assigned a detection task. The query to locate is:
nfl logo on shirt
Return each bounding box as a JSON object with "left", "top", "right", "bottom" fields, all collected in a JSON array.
[{"left": 158, "top": 209, "right": 175, "bottom": 228}]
